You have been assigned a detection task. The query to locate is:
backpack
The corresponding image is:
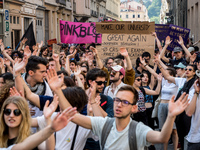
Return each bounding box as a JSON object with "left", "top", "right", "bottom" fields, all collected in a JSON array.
[{"left": 101, "top": 118, "right": 138, "bottom": 150}]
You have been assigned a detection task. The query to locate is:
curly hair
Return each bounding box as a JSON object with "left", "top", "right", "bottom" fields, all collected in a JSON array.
[{"left": 0, "top": 96, "right": 31, "bottom": 147}]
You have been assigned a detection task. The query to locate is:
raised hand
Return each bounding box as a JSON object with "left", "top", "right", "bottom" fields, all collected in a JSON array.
[
  {"left": 120, "top": 47, "right": 128, "bottom": 57},
  {"left": 89, "top": 81, "right": 97, "bottom": 104},
  {"left": 52, "top": 51, "right": 59, "bottom": 62},
  {"left": 24, "top": 46, "right": 31, "bottom": 58},
  {"left": 46, "top": 69, "right": 64, "bottom": 91},
  {"left": 151, "top": 32, "right": 157, "bottom": 37},
  {"left": 90, "top": 46, "right": 98, "bottom": 56},
  {"left": 43, "top": 95, "right": 59, "bottom": 119},
  {"left": 190, "top": 53, "right": 197, "bottom": 64},
  {"left": 177, "top": 36, "right": 184, "bottom": 46},
  {"left": 13, "top": 55, "right": 28, "bottom": 76},
  {"left": 168, "top": 93, "right": 189, "bottom": 117},
  {"left": 139, "top": 56, "right": 146, "bottom": 65},
  {"left": 157, "top": 74, "right": 163, "bottom": 82},
  {"left": 38, "top": 41, "right": 43, "bottom": 49},
  {"left": 74, "top": 66, "right": 81, "bottom": 76},
  {"left": 9, "top": 87, "right": 23, "bottom": 97},
  {"left": 21, "top": 38, "right": 28, "bottom": 45},
  {"left": 51, "top": 107, "right": 77, "bottom": 132},
  {"left": 194, "top": 79, "right": 200, "bottom": 93},
  {"left": 67, "top": 49, "right": 77, "bottom": 59},
  {"left": 165, "top": 36, "right": 172, "bottom": 45}
]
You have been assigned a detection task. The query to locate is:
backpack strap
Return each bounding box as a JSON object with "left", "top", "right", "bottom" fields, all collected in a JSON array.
[
  {"left": 129, "top": 120, "right": 138, "bottom": 150},
  {"left": 101, "top": 118, "right": 115, "bottom": 150}
]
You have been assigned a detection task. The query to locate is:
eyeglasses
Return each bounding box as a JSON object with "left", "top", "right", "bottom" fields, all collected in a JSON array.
[
  {"left": 82, "top": 71, "right": 87, "bottom": 73},
  {"left": 113, "top": 97, "right": 134, "bottom": 107},
  {"left": 3, "top": 109, "right": 21, "bottom": 116},
  {"left": 13, "top": 54, "right": 18, "bottom": 57},
  {"left": 111, "top": 70, "right": 117, "bottom": 76},
  {"left": 136, "top": 79, "right": 142, "bottom": 82},
  {"left": 184, "top": 68, "right": 193, "bottom": 71},
  {"left": 95, "top": 81, "right": 107, "bottom": 85}
]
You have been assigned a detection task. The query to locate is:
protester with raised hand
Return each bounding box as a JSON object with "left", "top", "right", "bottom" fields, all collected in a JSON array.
[
  {"left": 155, "top": 53, "right": 196, "bottom": 149},
  {"left": 2, "top": 106, "right": 77, "bottom": 150},
  {"left": 46, "top": 67, "right": 190, "bottom": 149},
  {"left": 160, "top": 36, "right": 190, "bottom": 67},
  {"left": 65, "top": 49, "right": 77, "bottom": 75}
]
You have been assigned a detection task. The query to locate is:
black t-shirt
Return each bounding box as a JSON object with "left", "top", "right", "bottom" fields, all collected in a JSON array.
[{"left": 169, "top": 57, "right": 187, "bottom": 67}]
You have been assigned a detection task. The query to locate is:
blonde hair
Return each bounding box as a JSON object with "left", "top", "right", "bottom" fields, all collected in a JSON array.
[{"left": 0, "top": 96, "right": 31, "bottom": 147}]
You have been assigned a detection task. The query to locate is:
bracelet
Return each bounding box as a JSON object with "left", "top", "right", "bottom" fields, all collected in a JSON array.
[
  {"left": 194, "top": 91, "right": 199, "bottom": 95},
  {"left": 144, "top": 64, "right": 147, "bottom": 67},
  {"left": 13, "top": 74, "right": 21, "bottom": 80},
  {"left": 90, "top": 101, "right": 96, "bottom": 105}
]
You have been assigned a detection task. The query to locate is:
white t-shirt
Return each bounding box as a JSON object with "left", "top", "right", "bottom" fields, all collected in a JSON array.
[
  {"left": 37, "top": 113, "right": 97, "bottom": 150},
  {"left": 161, "top": 78, "right": 178, "bottom": 100},
  {"left": 175, "top": 78, "right": 194, "bottom": 101},
  {"left": 0, "top": 145, "right": 14, "bottom": 150},
  {"left": 187, "top": 90, "right": 200, "bottom": 143},
  {"left": 90, "top": 116, "right": 152, "bottom": 150}
]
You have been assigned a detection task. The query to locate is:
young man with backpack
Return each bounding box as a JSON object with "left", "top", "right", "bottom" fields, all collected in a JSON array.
[{"left": 47, "top": 69, "right": 189, "bottom": 150}]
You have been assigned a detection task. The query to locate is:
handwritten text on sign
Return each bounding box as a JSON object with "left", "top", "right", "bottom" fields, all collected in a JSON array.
[
  {"left": 98, "top": 34, "right": 154, "bottom": 64},
  {"left": 96, "top": 22, "right": 155, "bottom": 34},
  {"left": 60, "top": 20, "right": 102, "bottom": 44},
  {"left": 167, "top": 24, "right": 190, "bottom": 51}
]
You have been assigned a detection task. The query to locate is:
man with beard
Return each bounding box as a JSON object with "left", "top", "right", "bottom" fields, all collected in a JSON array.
[
  {"left": 85, "top": 68, "right": 114, "bottom": 150},
  {"left": 22, "top": 56, "right": 53, "bottom": 118},
  {"left": 104, "top": 65, "right": 126, "bottom": 98}
]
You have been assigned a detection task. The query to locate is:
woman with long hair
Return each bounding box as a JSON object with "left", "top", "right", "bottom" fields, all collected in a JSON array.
[{"left": 0, "top": 96, "right": 31, "bottom": 148}]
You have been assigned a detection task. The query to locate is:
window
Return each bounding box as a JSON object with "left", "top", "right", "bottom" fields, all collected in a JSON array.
[
  {"left": 40, "top": 20, "right": 42, "bottom": 26},
  {"left": 120, "top": 15, "right": 122, "bottom": 18},
  {"left": 133, "top": 15, "right": 135, "bottom": 18},
  {"left": 138, "top": 14, "right": 140, "bottom": 18},
  {"left": 126, "top": 15, "right": 128, "bottom": 18},
  {"left": 17, "top": 17, "right": 19, "bottom": 24},
  {"left": 10, "top": 16, "right": 12, "bottom": 23},
  {"left": 13, "top": 16, "right": 16, "bottom": 24}
]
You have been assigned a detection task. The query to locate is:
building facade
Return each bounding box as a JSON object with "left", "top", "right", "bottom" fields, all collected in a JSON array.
[
  {"left": 187, "top": 0, "right": 200, "bottom": 47},
  {"left": 106, "top": 0, "right": 120, "bottom": 21},
  {"left": 120, "top": 0, "right": 149, "bottom": 22},
  {"left": 160, "top": 0, "right": 169, "bottom": 24}
]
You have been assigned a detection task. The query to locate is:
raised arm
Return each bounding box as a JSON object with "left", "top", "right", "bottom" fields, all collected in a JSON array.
[
  {"left": 46, "top": 69, "right": 92, "bottom": 129},
  {"left": 177, "top": 36, "right": 191, "bottom": 57},
  {"left": 74, "top": 66, "right": 85, "bottom": 90},
  {"left": 146, "top": 93, "right": 189, "bottom": 144},
  {"left": 152, "top": 32, "right": 162, "bottom": 52},
  {"left": 0, "top": 42, "right": 14, "bottom": 64},
  {"left": 160, "top": 36, "right": 172, "bottom": 63},
  {"left": 185, "top": 79, "right": 199, "bottom": 116},
  {"left": 144, "top": 75, "right": 162, "bottom": 95},
  {"left": 91, "top": 47, "right": 103, "bottom": 69}
]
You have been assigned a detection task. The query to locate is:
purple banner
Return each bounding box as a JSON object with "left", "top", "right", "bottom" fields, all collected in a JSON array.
[
  {"left": 60, "top": 20, "right": 102, "bottom": 44},
  {"left": 155, "top": 24, "right": 169, "bottom": 44},
  {"left": 167, "top": 24, "right": 190, "bottom": 51}
]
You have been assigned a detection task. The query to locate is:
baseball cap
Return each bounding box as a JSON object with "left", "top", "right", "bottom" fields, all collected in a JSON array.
[
  {"left": 111, "top": 65, "right": 125, "bottom": 76},
  {"left": 174, "top": 62, "right": 186, "bottom": 69},
  {"left": 188, "top": 47, "right": 195, "bottom": 53},
  {"left": 173, "top": 47, "right": 182, "bottom": 53}
]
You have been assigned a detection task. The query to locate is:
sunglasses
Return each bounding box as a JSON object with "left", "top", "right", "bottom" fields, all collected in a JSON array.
[
  {"left": 3, "top": 109, "right": 21, "bottom": 116},
  {"left": 136, "top": 79, "right": 142, "bottom": 82},
  {"left": 95, "top": 81, "right": 107, "bottom": 85},
  {"left": 82, "top": 71, "right": 87, "bottom": 73},
  {"left": 113, "top": 97, "right": 134, "bottom": 107},
  {"left": 184, "top": 68, "right": 193, "bottom": 71},
  {"left": 111, "top": 70, "right": 117, "bottom": 76}
]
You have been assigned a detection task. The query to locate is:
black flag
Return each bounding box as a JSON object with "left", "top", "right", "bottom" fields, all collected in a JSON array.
[{"left": 16, "top": 21, "right": 36, "bottom": 50}]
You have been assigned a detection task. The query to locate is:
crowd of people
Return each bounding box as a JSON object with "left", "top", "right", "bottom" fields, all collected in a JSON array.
[{"left": 0, "top": 31, "right": 200, "bottom": 150}]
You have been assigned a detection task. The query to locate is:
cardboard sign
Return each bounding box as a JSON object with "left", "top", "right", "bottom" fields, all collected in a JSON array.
[
  {"left": 96, "top": 22, "right": 155, "bottom": 34},
  {"left": 155, "top": 24, "right": 169, "bottom": 44},
  {"left": 53, "top": 43, "right": 61, "bottom": 56},
  {"left": 98, "top": 34, "right": 155, "bottom": 65},
  {"left": 167, "top": 24, "right": 190, "bottom": 51},
  {"left": 60, "top": 20, "right": 102, "bottom": 44}
]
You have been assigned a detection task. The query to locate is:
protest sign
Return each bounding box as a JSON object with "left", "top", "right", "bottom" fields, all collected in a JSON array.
[
  {"left": 53, "top": 43, "right": 61, "bottom": 57},
  {"left": 96, "top": 22, "right": 155, "bottom": 34},
  {"left": 47, "top": 38, "right": 57, "bottom": 51},
  {"left": 155, "top": 24, "right": 169, "bottom": 44},
  {"left": 167, "top": 24, "right": 190, "bottom": 51},
  {"left": 60, "top": 20, "right": 102, "bottom": 44},
  {"left": 97, "top": 33, "right": 155, "bottom": 65}
]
